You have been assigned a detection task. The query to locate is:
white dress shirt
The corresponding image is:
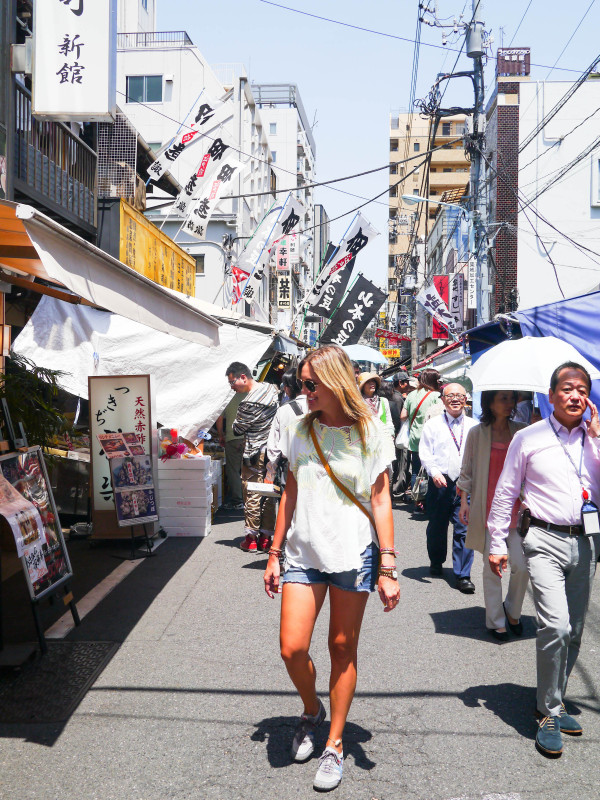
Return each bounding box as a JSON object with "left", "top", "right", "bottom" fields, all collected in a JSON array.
[
  {"left": 488, "top": 413, "right": 600, "bottom": 554},
  {"left": 419, "top": 411, "right": 477, "bottom": 481}
]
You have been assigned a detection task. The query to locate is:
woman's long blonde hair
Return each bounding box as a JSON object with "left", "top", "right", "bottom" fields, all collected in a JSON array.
[{"left": 297, "top": 345, "right": 373, "bottom": 447}]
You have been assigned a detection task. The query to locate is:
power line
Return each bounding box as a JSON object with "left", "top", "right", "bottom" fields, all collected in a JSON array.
[
  {"left": 255, "top": 0, "right": 586, "bottom": 74},
  {"left": 545, "top": 0, "right": 597, "bottom": 80},
  {"left": 508, "top": 0, "right": 534, "bottom": 47},
  {"left": 116, "top": 89, "right": 389, "bottom": 208}
]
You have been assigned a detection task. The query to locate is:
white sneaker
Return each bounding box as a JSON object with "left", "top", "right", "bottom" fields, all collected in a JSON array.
[
  {"left": 290, "top": 700, "right": 326, "bottom": 762},
  {"left": 313, "top": 746, "right": 343, "bottom": 791}
]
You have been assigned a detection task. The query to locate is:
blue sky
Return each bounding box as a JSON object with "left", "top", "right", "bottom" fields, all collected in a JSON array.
[{"left": 158, "top": 1, "right": 599, "bottom": 285}]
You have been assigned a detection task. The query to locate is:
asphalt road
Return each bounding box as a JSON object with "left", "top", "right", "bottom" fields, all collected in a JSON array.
[{"left": 1, "top": 502, "right": 599, "bottom": 800}]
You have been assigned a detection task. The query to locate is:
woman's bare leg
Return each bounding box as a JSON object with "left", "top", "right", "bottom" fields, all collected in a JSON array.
[
  {"left": 280, "top": 582, "right": 328, "bottom": 715},
  {"left": 326, "top": 586, "right": 369, "bottom": 752}
]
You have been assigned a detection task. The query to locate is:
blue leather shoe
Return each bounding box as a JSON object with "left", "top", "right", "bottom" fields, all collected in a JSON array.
[
  {"left": 558, "top": 703, "right": 582, "bottom": 736},
  {"left": 536, "top": 715, "right": 563, "bottom": 756}
]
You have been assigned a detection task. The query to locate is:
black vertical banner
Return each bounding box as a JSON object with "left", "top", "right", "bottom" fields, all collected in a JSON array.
[
  {"left": 320, "top": 275, "right": 387, "bottom": 346},
  {"left": 307, "top": 257, "right": 354, "bottom": 316}
]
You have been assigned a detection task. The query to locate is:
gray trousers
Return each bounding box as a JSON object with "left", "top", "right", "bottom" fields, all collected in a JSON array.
[
  {"left": 523, "top": 525, "right": 600, "bottom": 717},
  {"left": 224, "top": 438, "right": 244, "bottom": 504}
]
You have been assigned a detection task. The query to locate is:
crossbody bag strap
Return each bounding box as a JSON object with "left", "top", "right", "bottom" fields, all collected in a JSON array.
[
  {"left": 409, "top": 390, "right": 433, "bottom": 427},
  {"left": 309, "top": 425, "right": 376, "bottom": 529}
]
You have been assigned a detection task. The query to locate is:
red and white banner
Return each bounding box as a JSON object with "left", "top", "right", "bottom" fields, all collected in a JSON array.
[
  {"left": 148, "top": 98, "right": 232, "bottom": 181},
  {"left": 182, "top": 157, "right": 244, "bottom": 241},
  {"left": 172, "top": 136, "right": 235, "bottom": 216},
  {"left": 231, "top": 266, "right": 250, "bottom": 303}
]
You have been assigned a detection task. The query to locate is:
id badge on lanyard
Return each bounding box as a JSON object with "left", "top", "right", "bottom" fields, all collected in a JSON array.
[{"left": 582, "top": 498, "right": 600, "bottom": 535}]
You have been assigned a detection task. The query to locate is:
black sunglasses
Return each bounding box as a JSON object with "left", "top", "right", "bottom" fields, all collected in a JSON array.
[{"left": 299, "top": 379, "right": 320, "bottom": 393}]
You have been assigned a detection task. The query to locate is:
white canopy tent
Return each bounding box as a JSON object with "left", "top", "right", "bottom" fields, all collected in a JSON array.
[{"left": 12, "top": 296, "right": 273, "bottom": 435}]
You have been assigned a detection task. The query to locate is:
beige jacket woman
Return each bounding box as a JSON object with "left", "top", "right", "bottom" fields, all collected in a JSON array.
[{"left": 457, "top": 420, "right": 524, "bottom": 553}]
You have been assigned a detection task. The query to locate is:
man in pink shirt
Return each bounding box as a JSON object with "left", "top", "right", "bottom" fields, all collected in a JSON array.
[{"left": 488, "top": 362, "right": 600, "bottom": 757}]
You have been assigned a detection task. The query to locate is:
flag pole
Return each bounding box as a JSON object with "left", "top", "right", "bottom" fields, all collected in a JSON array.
[{"left": 296, "top": 242, "right": 332, "bottom": 339}]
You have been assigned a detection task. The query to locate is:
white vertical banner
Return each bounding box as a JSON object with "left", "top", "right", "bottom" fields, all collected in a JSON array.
[
  {"left": 172, "top": 135, "right": 235, "bottom": 216},
  {"left": 305, "top": 212, "right": 379, "bottom": 308},
  {"left": 240, "top": 195, "right": 304, "bottom": 303},
  {"left": 148, "top": 99, "right": 233, "bottom": 181},
  {"left": 415, "top": 283, "right": 458, "bottom": 334},
  {"left": 33, "top": 0, "right": 117, "bottom": 121},
  {"left": 288, "top": 234, "right": 299, "bottom": 269},
  {"left": 449, "top": 273, "right": 465, "bottom": 332},
  {"left": 182, "top": 158, "right": 244, "bottom": 241},
  {"left": 277, "top": 273, "right": 292, "bottom": 308},
  {"left": 467, "top": 256, "right": 477, "bottom": 309}
]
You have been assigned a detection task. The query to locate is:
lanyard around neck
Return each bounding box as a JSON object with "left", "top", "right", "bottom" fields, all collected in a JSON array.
[
  {"left": 444, "top": 411, "right": 464, "bottom": 453},
  {"left": 548, "top": 418, "right": 588, "bottom": 500}
]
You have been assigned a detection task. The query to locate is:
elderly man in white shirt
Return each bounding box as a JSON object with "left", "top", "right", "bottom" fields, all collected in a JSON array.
[
  {"left": 488, "top": 362, "right": 600, "bottom": 758},
  {"left": 419, "top": 383, "right": 478, "bottom": 592}
]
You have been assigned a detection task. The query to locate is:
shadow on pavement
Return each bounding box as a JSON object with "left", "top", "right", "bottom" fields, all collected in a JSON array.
[
  {"left": 430, "top": 605, "right": 537, "bottom": 642},
  {"left": 251, "top": 715, "right": 375, "bottom": 770},
  {"left": 459, "top": 681, "right": 537, "bottom": 738},
  {"left": 401, "top": 565, "right": 436, "bottom": 584}
]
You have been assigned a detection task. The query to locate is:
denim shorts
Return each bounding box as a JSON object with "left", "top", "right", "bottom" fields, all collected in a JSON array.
[{"left": 281, "top": 542, "right": 379, "bottom": 593}]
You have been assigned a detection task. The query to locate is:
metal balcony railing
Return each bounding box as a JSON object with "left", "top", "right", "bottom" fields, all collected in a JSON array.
[
  {"left": 14, "top": 83, "right": 97, "bottom": 229},
  {"left": 117, "top": 31, "right": 193, "bottom": 48}
]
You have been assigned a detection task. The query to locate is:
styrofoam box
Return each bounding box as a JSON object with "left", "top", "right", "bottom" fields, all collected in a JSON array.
[
  {"left": 159, "top": 496, "right": 212, "bottom": 509},
  {"left": 159, "top": 506, "right": 211, "bottom": 519},
  {"left": 157, "top": 469, "right": 212, "bottom": 483},
  {"left": 162, "top": 521, "right": 212, "bottom": 537},
  {"left": 158, "top": 457, "right": 210, "bottom": 470}
]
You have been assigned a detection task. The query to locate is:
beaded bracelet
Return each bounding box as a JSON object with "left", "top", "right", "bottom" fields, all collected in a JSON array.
[
  {"left": 379, "top": 547, "right": 398, "bottom": 555},
  {"left": 268, "top": 548, "right": 283, "bottom": 558}
]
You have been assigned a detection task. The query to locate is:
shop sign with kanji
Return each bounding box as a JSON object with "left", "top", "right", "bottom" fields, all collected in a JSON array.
[
  {"left": 33, "top": 0, "right": 117, "bottom": 121},
  {"left": 88, "top": 376, "right": 154, "bottom": 513}
]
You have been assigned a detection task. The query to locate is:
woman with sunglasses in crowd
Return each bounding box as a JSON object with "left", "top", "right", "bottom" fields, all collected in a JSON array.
[
  {"left": 263, "top": 344, "right": 398, "bottom": 792},
  {"left": 457, "top": 390, "right": 529, "bottom": 641}
]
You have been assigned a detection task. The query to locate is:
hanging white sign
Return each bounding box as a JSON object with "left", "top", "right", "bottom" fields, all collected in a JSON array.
[
  {"left": 33, "top": 0, "right": 117, "bottom": 122},
  {"left": 182, "top": 158, "right": 244, "bottom": 241},
  {"left": 467, "top": 256, "right": 477, "bottom": 309}
]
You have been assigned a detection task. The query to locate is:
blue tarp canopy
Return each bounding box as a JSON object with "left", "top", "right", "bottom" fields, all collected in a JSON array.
[{"left": 518, "top": 289, "right": 600, "bottom": 414}]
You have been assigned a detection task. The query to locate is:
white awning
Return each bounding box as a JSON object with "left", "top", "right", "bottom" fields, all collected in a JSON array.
[{"left": 0, "top": 200, "right": 222, "bottom": 347}]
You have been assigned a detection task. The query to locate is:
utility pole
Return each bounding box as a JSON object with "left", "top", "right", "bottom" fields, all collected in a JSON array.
[{"left": 466, "top": 0, "right": 490, "bottom": 324}]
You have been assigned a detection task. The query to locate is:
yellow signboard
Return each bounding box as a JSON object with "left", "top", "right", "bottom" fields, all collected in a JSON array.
[
  {"left": 119, "top": 200, "right": 196, "bottom": 296},
  {"left": 381, "top": 348, "right": 402, "bottom": 358}
]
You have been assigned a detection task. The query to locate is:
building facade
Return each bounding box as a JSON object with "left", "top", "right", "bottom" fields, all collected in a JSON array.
[
  {"left": 486, "top": 48, "right": 600, "bottom": 312},
  {"left": 117, "top": 28, "right": 275, "bottom": 314}
]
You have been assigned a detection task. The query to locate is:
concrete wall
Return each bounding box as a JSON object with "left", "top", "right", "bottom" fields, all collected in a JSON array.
[
  {"left": 118, "top": 0, "right": 156, "bottom": 33},
  {"left": 517, "top": 80, "right": 600, "bottom": 309}
]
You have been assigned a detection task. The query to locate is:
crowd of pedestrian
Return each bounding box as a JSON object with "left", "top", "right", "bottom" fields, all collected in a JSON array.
[{"left": 220, "top": 349, "right": 600, "bottom": 789}]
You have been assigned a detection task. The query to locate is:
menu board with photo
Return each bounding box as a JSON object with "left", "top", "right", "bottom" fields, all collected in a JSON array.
[
  {"left": 110, "top": 455, "right": 158, "bottom": 527},
  {"left": 0, "top": 447, "right": 73, "bottom": 600}
]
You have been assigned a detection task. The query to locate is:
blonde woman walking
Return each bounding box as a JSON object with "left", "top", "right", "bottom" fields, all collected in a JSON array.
[{"left": 263, "top": 345, "right": 398, "bottom": 792}]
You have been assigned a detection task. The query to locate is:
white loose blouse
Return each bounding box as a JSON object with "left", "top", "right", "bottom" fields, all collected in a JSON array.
[{"left": 279, "top": 416, "right": 395, "bottom": 573}]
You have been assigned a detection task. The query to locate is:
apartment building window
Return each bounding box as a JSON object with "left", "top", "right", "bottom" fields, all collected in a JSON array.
[
  {"left": 271, "top": 151, "right": 277, "bottom": 163},
  {"left": 442, "top": 122, "right": 451, "bottom": 136},
  {"left": 142, "top": 0, "right": 148, "bottom": 9},
  {"left": 390, "top": 163, "right": 398, "bottom": 174},
  {"left": 414, "top": 142, "right": 420, "bottom": 152},
  {"left": 388, "top": 278, "right": 397, "bottom": 292},
  {"left": 388, "top": 255, "right": 395, "bottom": 269},
  {"left": 390, "top": 185, "right": 398, "bottom": 197},
  {"left": 195, "top": 255, "right": 205, "bottom": 277},
  {"left": 390, "top": 139, "right": 399, "bottom": 151},
  {"left": 270, "top": 122, "right": 277, "bottom": 135},
  {"left": 126, "top": 75, "right": 162, "bottom": 103},
  {"left": 443, "top": 168, "right": 452, "bottom": 173}
]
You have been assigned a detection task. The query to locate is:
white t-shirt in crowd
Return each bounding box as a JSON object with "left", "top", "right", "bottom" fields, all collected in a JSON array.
[{"left": 279, "top": 416, "right": 395, "bottom": 573}]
